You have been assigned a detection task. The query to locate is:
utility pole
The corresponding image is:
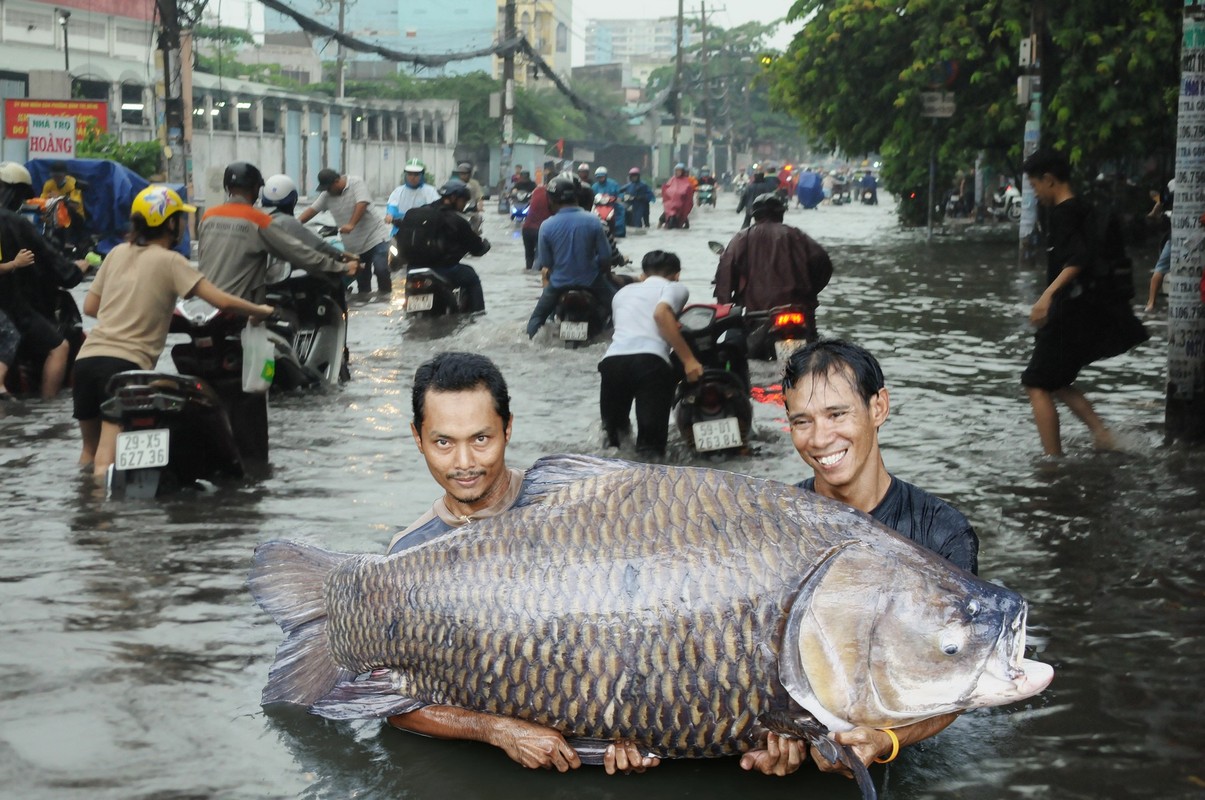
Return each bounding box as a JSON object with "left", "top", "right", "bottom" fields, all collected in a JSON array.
[
  {"left": 699, "top": 2, "right": 709, "bottom": 171},
  {"left": 336, "top": 0, "right": 346, "bottom": 99},
  {"left": 1017, "top": 0, "right": 1045, "bottom": 263},
  {"left": 670, "top": 0, "right": 685, "bottom": 170},
  {"left": 155, "top": 0, "right": 187, "bottom": 186},
  {"left": 499, "top": 0, "right": 516, "bottom": 209},
  {"left": 1167, "top": 1, "right": 1205, "bottom": 441}
]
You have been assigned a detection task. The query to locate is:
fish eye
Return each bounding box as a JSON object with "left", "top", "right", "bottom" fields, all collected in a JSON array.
[
  {"left": 967, "top": 600, "right": 979, "bottom": 617},
  {"left": 942, "top": 642, "right": 961, "bottom": 656}
]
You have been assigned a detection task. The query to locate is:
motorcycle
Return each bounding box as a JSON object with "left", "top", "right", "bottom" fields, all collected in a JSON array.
[
  {"left": 830, "top": 179, "right": 851, "bottom": 206},
  {"left": 23, "top": 188, "right": 98, "bottom": 260},
  {"left": 673, "top": 302, "right": 753, "bottom": 454},
  {"left": 510, "top": 190, "right": 532, "bottom": 228},
  {"left": 553, "top": 287, "right": 609, "bottom": 349},
  {"left": 991, "top": 183, "right": 1022, "bottom": 221},
  {"left": 593, "top": 193, "right": 620, "bottom": 236},
  {"left": 263, "top": 265, "right": 350, "bottom": 388},
  {"left": 1, "top": 287, "right": 85, "bottom": 396},
  {"left": 105, "top": 299, "right": 269, "bottom": 498},
  {"left": 696, "top": 183, "right": 717, "bottom": 208},
  {"left": 745, "top": 305, "right": 815, "bottom": 361},
  {"left": 404, "top": 267, "right": 469, "bottom": 316}
]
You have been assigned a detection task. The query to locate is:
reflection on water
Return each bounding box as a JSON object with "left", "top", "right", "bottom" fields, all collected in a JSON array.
[{"left": 1, "top": 197, "right": 1202, "bottom": 799}]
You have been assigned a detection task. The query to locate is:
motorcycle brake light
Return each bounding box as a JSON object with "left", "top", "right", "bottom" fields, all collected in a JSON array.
[
  {"left": 130, "top": 417, "right": 155, "bottom": 428},
  {"left": 773, "top": 311, "right": 806, "bottom": 328}
]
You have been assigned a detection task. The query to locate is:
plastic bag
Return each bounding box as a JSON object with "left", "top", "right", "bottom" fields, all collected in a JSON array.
[{"left": 241, "top": 322, "right": 275, "bottom": 394}]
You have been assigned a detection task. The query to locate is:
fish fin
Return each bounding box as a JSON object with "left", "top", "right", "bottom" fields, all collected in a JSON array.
[
  {"left": 515, "top": 454, "right": 641, "bottom": 508},
  {"left": 759, "top": 710, "right": 878, "bottom": 800},
  {"left": 248, "top": 539, "right": 357, "bottom": 707},
  {"left": 565, "top": 737, "right": 661, "bottom": 766},
  {"left": 310, "top": 675, "right": 425, "bottom": 721}
]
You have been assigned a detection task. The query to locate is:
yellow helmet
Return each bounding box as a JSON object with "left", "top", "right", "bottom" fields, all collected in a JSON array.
[{"left": 131, "top": 184, "right": 196, "bottom": 227}]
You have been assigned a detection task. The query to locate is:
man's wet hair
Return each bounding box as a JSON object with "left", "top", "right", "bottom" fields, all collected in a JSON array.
[
  {"left": 782, "top": 339, "right": 885, "bottom": 406},
  {"left": 642, "top": 249, "right": 681, "bottom": 278},
  {"left": 1022, "top": 148, "right": 1071, "bottom": 183},
  {"left": 412, "top": 352, "right": 511, "bottom": 433}
]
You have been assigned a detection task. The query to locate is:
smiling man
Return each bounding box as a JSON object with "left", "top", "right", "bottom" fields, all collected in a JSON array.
[
  {"left": 383, "top": 351, "right": 657, "bottom": 776},
  {"left": 773, "top": 338, "right": 979, "bottom": 778}
]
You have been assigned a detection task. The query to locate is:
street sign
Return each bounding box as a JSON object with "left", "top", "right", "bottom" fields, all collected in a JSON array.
[
  {"left": 920, "top": 91, "right": 956, "bottom": 118},
  {"left": 27, "top": 115, "right": 76, "bottom": 158}
]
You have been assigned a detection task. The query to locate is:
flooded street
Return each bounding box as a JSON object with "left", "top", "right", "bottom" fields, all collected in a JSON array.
[{"left": 1, "top": 192, "right": 1203, "bottom": 799}]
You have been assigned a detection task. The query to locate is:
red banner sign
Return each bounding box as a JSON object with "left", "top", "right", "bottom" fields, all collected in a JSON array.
[{"left": 4, "top": 99, "right": 108, "bottom": 139}]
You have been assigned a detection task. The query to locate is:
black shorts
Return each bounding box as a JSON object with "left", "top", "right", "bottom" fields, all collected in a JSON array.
[
  {"left": 14, "top": 313, "right": 65, "bottom": 364},
  {"left": 72, "top": 356, "right": 140, "bottom": 420}
]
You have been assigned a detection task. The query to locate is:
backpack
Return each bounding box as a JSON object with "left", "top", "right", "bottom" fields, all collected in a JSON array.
[
  {"left": 396, "top": 204, "right": 453, "bottom": 266},
  {"left": 1085, "top": 205, "right": 1135, "bottom": 302}
]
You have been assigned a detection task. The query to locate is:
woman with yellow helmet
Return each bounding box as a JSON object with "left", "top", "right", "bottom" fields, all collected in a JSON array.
[{"left": 72, "top": 184, "right": 274, "bottom": 476}]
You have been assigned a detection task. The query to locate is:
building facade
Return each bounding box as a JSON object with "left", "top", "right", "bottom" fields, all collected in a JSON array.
[
  {"left": 583, "top": 18, "right": 697, "bottom": 69},
  {"left": 495, "top": 0, "right": 571, "bottom": 88}
]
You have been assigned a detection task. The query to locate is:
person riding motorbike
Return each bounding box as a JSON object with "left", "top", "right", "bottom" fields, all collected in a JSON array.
[
  {"left": 620, "top": 167, "right": 655, "bottom": 228},
  {"left": 737, "top": 164, "right": 782, "bottom": 229},
  {"left": 575, "top": 163, "right": 596, "bottom": 211},
  {"left": 260, "top": 174, "right": 359, "bottom": 300},
  {"left": 39, "top": 160, "right": 87, "bottom": 247},
  {"left": 591, "top": 166, "right": 626, "bottom": 237},
  {"left": 73, "top": 185, "right": 273, "bottom": 476},
  {"left": 696, "top": 166, "right": 718, "bottom": 207},
  {"left": 659, "top": 163, "right": 695, "bottom": 229},
  {"left": 714, "top": 192, "right": 833, "bottom": 318},
  {"left": 454, "top": 161, "right": 485, "bottom": 210},
  {"left": 0, "top": 161, "right": 91, "bottom": 399},
  {"left": 403, "top": 179, "right": 490, "bottom": 313},
  {"left": 526, "top": 173, "right": 615, "bottom": 338},
  {"left": 386, "top": 159, "right": 440, "bottom": 238}
]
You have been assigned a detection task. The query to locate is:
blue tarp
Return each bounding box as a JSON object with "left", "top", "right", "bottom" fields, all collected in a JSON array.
[
  {"left": 796, "top": 170, "right": 824, "bottom": 209},
  {"left": 26, "top": 158, "right": 191, "bottom": 256}
]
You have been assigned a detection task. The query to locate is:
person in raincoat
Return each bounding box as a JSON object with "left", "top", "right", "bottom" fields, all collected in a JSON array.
[{"left": 659, "top": 164, "right": 695, "bottom": 230}]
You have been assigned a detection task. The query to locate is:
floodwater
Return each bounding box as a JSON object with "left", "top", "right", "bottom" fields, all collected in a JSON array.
[{"left": 1, "top": 192, "right": 1202, "bottom": 800}]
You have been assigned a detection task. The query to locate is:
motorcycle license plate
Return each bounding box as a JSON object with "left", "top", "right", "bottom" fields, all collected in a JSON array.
[
  {"left": 115, "top": 428, "right": 170, "bottom": 470},
  {"left": 774, "top": 338, "right": 806, "bottom": 362},
  {"left": 408, "top": 293, "right": 434, "bottom": 312},
  {"left": 692, "top": 418, "right": 742, "bottom": 452},
  {"left": 560, "top": 321, "right": 589, "bottom": 341}
]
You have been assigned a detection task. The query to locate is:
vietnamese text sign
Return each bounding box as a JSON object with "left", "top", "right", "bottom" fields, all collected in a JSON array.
[
  {"left": 27, "top": 115, "right": 76, "bottom": 158},
  {"left": 4, "top": 99, "right": 107, "bottom": 139},
  {"left": 920, "top": 91, "right": 955, "bottom": 118}
]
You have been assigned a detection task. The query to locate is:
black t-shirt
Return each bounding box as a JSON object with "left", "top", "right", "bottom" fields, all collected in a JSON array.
[
  {"left": 797, "top": 475, "right": 979, "bottom": 574},
  {"left": 1044, "top": 196, "right": 1092, "bottom": 287}
]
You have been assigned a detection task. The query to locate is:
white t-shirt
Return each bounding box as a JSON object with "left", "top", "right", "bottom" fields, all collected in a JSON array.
[
  {"left": 604, "top": 275, "right": 690, "bottom": 363},
  {"left": 310, "top": 175, "right": 391, "bottom": 254}
]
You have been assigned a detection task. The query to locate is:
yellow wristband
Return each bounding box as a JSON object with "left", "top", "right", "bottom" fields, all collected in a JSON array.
[{"left": 873, "top": 728, "right": 900, "bottom": 764}]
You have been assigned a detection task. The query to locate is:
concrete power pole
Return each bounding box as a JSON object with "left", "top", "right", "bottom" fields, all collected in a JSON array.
[
  {"left": 1167, "top": 2, "right": 1205, "bottom": 442},
  {"left": 670, "top": 0, "right": 685, "bottom": 169},
  {"left": 336, "top": 0, "right": 346, "bottom": 99},
  {"left": 155, "top": 0, "right": 188, "bottom": 186},
  {"left": 499, "top": 0, "right": 516, "bottom": 207},
  {"left": 700, "top": 3, "right": 710, "bottom": 172}
]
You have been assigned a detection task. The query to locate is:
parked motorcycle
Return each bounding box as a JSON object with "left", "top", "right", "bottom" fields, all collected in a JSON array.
[
  {"left": 673, "top": 302, "right": 753, "bottom": 453},
  {"left": 991, "top": 183, "right": 1022, "bottom": 221}
]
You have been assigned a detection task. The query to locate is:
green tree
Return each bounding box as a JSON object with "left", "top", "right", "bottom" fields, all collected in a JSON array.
[
  {"left": 772, "top": 0, "right": 1180, "bottom": 194},
  {"left": 76, "top": 120, "right": 162, "bottom": 178}
]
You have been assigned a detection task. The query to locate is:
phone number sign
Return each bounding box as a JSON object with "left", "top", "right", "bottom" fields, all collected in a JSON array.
[{"left": 3, "top": 99, "right": 107, "bottom": 139}]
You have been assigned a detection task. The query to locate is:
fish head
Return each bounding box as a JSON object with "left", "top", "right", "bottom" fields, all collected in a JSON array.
[{"left": 780, "top": 540, "right": 1054, "bottom": 731}]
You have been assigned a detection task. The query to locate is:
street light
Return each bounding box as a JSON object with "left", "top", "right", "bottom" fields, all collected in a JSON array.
[{"left": 58, "top": 9, "right": 70, "bottom": 72}]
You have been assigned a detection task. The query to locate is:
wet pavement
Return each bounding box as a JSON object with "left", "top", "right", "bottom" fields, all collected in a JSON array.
[{"left": 1, "top": 191, "right": 1202, "bottom": 799}]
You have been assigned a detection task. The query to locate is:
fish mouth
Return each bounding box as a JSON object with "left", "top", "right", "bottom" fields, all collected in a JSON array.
[{"left": 969, "top": 603, "right": 1054, "bottom": 705}]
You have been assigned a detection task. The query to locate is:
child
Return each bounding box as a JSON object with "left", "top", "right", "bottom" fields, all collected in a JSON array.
[{"left": 597, "top": 250, "right": 703, "bottom": 456}]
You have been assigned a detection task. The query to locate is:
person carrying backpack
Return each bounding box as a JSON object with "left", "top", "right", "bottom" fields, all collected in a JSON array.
[
  {"left": 1020, "top": 149, "right": 1148, "bottom": 456},
  {"left": 397, "top": 179, "right": 490, "bottom": 312}
]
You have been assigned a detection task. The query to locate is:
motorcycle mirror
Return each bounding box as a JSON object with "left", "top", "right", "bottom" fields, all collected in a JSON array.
[{"left": 708, "top": 241, "right": 725, "bottom": 255}]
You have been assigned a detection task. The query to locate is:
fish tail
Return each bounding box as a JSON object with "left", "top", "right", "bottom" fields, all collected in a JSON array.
[{"left": 248, "top": 539, "right": 355, "bottom": 707}]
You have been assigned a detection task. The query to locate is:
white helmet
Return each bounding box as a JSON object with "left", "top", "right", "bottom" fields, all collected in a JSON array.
[
  {"left": 0, "top": 161, "right": 32, "bottom": 186},
  {"left": 261, "top": 174, "right": 299, "bottom": 211},
  {"left": 594, "top": 166, "right": 608, "bottom": 177}
]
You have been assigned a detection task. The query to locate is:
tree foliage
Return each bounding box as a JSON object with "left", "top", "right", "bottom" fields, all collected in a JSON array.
[
  {"left": 772, "top": 0, "right": 1180, "bottom": 193},
  {"left": 76, "top": 121, "right": 162, "bottom": 178}
]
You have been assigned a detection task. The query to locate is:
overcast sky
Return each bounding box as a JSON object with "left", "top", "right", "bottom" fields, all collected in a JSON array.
[{"left": 570, "top": 0, "right": 802, "bottom": 65}]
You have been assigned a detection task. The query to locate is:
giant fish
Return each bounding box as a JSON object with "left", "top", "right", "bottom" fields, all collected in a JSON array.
[{"left": 250, "top": 455, "right": 1052, "bottom": 795}]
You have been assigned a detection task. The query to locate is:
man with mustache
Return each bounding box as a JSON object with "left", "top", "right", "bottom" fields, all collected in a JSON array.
[{"left": 384, "top": 351, "right": 657, "bottom": 776}]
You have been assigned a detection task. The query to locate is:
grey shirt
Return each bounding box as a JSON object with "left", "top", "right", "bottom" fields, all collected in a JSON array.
[{"left": 308, "top": 176, "right": 391, "bottom": 255}]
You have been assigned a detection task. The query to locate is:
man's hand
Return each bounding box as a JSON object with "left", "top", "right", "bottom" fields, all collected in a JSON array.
[
  {"left": 604, "top": 740, "right": 660, "bottom": 775},
  {"left": 338, "top": 223, "right": 355, "bottom": 235},
  {"left": 810, "top": 727, "right": 891, "bottom": 777},
  {"left": 683, "top": 356, "right": 705, "bottom": 383},
  {"left": 739, "top": 733, "right": 807, "bottom": 776},
  {"left": 540, "top": 267, "right": 550, "bottom": 288},
  {"left": 250, "top": 304, "right": 275, "bottom": 322},
  {"left": 346, "top": 258, "right": 360, "bottom": 277},
  {"left": 75, "top": 257, "right": 91, "bottom": 274},
  {"left": 489, "top": 717, "right": 582, "bottom": 772},
  {"left": 10, "top": 248, "right": 35, "bottom": 269}
]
